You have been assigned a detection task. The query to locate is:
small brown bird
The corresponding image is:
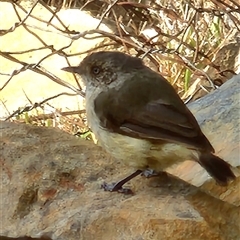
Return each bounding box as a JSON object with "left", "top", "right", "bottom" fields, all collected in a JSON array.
[{"left": 62, "top": 51, "right": 236, "bottom": 192}]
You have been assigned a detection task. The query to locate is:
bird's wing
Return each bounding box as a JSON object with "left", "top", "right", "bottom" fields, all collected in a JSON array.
[{"left": 94, "top": 71, "right": 214, "bottom": 152}]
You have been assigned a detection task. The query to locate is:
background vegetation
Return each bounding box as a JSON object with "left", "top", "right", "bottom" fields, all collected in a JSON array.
[{"left": 1, "top": 0, "right": 239, "bottom": 138}]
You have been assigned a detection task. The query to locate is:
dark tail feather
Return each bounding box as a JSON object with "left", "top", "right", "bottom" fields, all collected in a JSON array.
[{"left": 199, "top": 153, "right": 236, "bottom": 185}]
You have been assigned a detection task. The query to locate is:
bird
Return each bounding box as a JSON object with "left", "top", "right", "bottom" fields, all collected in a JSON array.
[{"left": 62, "top": 51, "right": 236, "bottom": 193}]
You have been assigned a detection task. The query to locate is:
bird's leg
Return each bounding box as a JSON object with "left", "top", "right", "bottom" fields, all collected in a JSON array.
[{"left": 101, "top": 169, "right": 142, "bottom": 194}]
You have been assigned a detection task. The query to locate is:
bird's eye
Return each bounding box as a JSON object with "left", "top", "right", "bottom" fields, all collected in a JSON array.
[{"left": 91, "top": 66, "right": 101, "bottom": 75}]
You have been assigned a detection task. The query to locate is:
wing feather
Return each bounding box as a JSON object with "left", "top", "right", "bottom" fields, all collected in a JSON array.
[{"left": 94, "top": 70, "right": 214, "bottom": 152}]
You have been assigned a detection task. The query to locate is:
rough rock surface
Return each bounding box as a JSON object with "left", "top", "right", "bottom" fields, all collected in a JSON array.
[
  {"left": 168, "top": 74, "right": 240, "bottom": 206},
  {"left": 0, "top": 76, "right": 240, "bottom": 239}
]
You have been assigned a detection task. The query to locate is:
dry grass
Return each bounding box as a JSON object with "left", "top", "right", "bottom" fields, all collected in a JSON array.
[{"left": 1, "top": 0, "right": 239, "bottom": 137}]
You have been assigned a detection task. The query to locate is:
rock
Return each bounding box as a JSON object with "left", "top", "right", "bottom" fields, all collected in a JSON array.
[
  {"left": 0, "top": 75, "right": 240, "bottom": 239},
  {"left": 167, "top": 74, "right": 240, "bottom": 206}
]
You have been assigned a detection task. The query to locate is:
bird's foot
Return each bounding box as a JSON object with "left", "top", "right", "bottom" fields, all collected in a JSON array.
[
  {"left": 101, "top": 182, "right": 133, "bottom": 194},
  {"left": 141, "top": 169, "right": 161, "bottom": 178},
  {"left": 101, "top": 169, "right": 142, "bottom": 194}
]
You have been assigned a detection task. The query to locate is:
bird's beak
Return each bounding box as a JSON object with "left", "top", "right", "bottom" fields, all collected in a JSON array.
[{"left": 62, "top": 66, "right": 81, "bottom": 74}]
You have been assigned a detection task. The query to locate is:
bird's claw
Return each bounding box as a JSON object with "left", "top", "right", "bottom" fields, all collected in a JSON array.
[
  {"left": 141, "top": 169, "right": 160, "bottom": 178},
  {"left": 101, "top": 182, "right": 134, "bottom": 194}
]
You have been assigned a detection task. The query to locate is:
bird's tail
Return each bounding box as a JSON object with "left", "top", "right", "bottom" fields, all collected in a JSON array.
[{"left": 198, "top": 152, "right": 236, "bottom": 185}]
